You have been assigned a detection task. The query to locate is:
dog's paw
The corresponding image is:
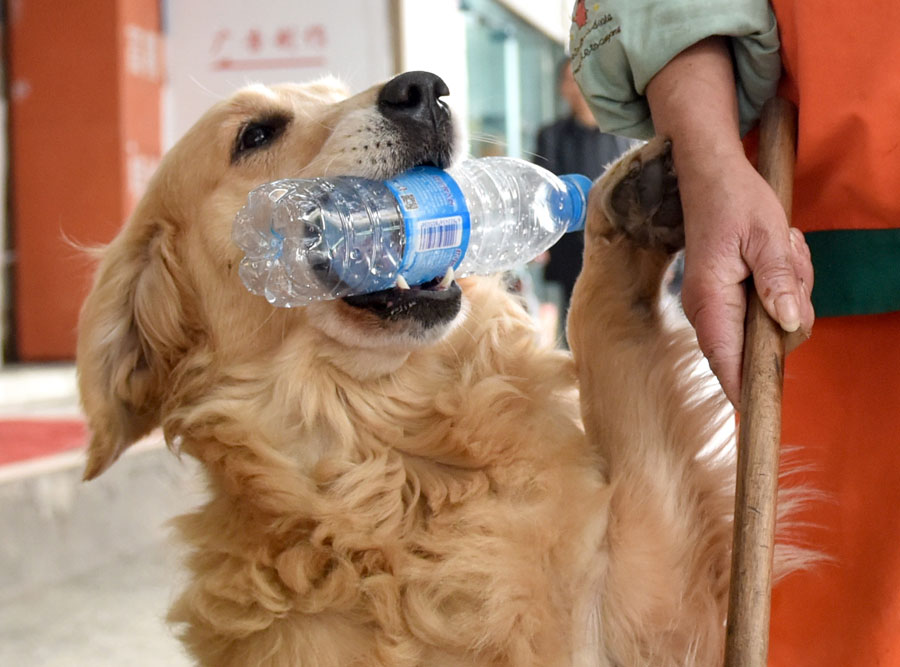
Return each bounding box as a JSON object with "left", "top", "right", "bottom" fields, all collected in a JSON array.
[{"left": 599, "top": 138, "right": 683, "bottom": 254}]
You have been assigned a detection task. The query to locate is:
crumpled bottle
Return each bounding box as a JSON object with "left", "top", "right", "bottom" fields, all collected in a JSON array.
[{"left": 232, "top": 156, "right": 592, "bottom": 307}]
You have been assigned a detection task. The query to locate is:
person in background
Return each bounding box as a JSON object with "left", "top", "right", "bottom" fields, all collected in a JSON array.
[
  {"left": 570, "top": 1, "right": 900, "bottom": 665},
  {"left": 533, "top": 58, "right": 635, "bottom": 341}
]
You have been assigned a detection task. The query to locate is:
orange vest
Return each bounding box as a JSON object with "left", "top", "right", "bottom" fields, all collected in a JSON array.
[
  {"left": 758, "top": 0, "right": 900, "bottom": 316},
  {"left": 772, "top": 0, "right": 900, "bottom": 233},
  {"left": 761, "top": 8, "right": 900, "bottom": 665}
]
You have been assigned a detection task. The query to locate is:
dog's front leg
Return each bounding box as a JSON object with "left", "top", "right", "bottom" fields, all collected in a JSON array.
[
  {"left": 568, "top": 138, "right": 733, "bottom": 666},
  {"left": 568, "top": 138, "right": 690, "bottom": 456}
]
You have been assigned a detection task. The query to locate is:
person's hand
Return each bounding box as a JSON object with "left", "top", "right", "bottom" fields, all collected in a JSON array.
[
  {"left": 643, "top": 36, "right": 814, "bottom": 408},
  {"left": 675, "top": 144, "right": 814, "bottom": 406}
]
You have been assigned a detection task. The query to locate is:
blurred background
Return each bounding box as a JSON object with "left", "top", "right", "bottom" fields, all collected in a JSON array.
[{"left": 0, "top": 1, "right": 618, "bottom": 664}]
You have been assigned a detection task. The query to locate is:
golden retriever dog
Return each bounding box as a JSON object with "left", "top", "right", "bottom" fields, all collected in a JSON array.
[{"left": 77, "top": 71, "right": 800, "bottom": 666}]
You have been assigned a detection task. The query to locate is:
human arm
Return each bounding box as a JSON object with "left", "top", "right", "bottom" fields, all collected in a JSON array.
[
  {"left": 570, "top": 0, "right": 782, "bottom": 140},
  {"left": 570, "top": 1, "right": 813, "bottom": 405},
  {"left": 644, "top": 37, "right": 813, "bottom": 406}
]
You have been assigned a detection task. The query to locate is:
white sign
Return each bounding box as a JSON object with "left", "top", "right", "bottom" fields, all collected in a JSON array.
[{"left": 164, "top": 0, "right": 394, "bottom": 147}]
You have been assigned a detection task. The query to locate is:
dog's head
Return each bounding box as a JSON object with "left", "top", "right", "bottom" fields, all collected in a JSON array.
[{"left": 77, "top": 72, "right": 469, "bottom": 479}]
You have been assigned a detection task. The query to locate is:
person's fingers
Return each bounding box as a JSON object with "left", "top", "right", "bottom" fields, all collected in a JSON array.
[
  {"left": 789, "top": 227, "right": 815, "bottom": 326},
  {"left": 786, "top": 227, "right": 815, "bottom": 354},
  {"left": 789, "top": 229, "right": 812, "bottom": 284},
  {"left": 681, "top": 272, "right": 747, "bottom": 407},
  {"left": 741, "top": 217, "right": 805, "bottom": 336}
]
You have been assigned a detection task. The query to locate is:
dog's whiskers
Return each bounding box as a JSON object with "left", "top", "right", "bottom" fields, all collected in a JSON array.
[
  {"left": 468, "top": 132, "right": 505, "bottom": 146},
  {"left": 300, "top": 148, "right": 347, "bottom": 179},
  {"left": 242, "top": 303, "right": 281, "bottom": 341},
  {"left": 188, "top": 75, "right": 226, "bottom": 102},
  {"left": 468, "top": 132, "right": 547, "bottom": 163},
  {"left": 320, "top": 153, "right": 344, "bottom": 178}
]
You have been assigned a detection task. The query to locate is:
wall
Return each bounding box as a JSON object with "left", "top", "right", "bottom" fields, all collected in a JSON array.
[
  {"left": 395, "top": 0, "right": 471, "bottom": 132},
  {"left": 0, "top": 23, "right": 6, "bottom": 363},
  {"left": 163, "top": 0, "right": 395, "bottom": 148},
  {"left": 7, "top": 0, "right": 162, "bottom": 360},
  {"left": 495, "top": 0, "right": 572, "bottom": 43}
]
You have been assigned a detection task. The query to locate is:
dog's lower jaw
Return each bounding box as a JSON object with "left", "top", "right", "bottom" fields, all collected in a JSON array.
[{"left": 305, "top": 289, "right": 466, "bottom": 360}]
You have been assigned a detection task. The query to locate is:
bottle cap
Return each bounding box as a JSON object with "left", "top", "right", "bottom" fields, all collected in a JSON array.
[{"left": 560, "top": 173, "right": 593, "bottom": 232}]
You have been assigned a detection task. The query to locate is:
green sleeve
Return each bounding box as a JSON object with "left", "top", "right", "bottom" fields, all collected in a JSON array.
[{"left": 570, "top": 0, "right": 781, "bottom": 139}]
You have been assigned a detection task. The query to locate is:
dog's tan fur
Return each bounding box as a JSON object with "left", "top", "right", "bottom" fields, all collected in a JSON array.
[{"left": 77, "top": 76, "right": 796, "bottom": 666}]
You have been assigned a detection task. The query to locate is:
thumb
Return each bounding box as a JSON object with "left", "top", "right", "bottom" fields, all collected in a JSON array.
[{"left": 742, "top": 224, "right": 804, "bottom": 335}]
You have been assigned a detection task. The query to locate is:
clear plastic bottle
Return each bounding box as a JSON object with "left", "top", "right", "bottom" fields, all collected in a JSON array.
[{"left": 232, "top": 157, "right": 592, "bottom": 307}]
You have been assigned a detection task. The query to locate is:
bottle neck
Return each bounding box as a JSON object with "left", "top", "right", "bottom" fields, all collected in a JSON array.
[{"left": 559, "top": 173, "right": 592, "bottom": 232}]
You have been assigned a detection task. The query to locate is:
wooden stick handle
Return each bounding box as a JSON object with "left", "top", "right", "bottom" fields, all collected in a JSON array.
[{"left": 724, "top": 97, "right": 798, "bottom": 667}]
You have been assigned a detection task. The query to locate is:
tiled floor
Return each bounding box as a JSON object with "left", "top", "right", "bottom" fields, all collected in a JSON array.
[
  {"left": 0, "top": 545, "right": 192, "bottom": 666},
  {"left": 1, "top": 363, "right": 198, "bottom": 666},
  {"left": 0, "top": 364, "right": 81, "bottom": 418}
]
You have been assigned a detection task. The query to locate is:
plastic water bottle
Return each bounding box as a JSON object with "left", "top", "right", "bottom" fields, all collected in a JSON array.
[{"left": 232, "top": 157, "right": 592, "bottom": 307}]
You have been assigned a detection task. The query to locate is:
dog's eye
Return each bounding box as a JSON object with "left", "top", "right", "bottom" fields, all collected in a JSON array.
[{"left": 233, "top": 116, "right": 289, "bottom": 160}]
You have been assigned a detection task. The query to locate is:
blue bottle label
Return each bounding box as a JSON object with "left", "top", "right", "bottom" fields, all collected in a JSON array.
[{"left": 385, "top": 167, "right": 471, "bottom": 286}]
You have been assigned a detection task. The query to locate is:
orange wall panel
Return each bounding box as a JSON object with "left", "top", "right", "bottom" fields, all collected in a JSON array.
[{"left": 8, "top": 0, "right": 161, "bottom": 360}]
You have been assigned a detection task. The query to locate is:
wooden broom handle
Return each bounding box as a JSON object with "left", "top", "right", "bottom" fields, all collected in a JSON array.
[{"left": 724, "top": 97, "right": 798, "bottom": 667}]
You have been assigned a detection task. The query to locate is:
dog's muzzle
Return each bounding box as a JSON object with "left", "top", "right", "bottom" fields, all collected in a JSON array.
[{"left": 341, "top": 71, "right": 462, "bottom": 327}]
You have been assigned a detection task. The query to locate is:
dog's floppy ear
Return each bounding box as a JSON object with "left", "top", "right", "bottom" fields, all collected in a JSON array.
[{"left": 77, "top": 206, "right": 195, "bottom": 481}]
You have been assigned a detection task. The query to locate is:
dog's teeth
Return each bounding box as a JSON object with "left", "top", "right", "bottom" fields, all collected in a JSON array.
[
  {"left": 438, "top": 267, "right": 455, "bottom": 289},
  {"left": 396, "top": 275, "right": 410, "bottom": 290}
]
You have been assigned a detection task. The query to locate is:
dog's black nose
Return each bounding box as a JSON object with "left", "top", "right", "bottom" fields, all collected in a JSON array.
[{"left": 378, "top": 71, "right": 450, "bottom": 131}]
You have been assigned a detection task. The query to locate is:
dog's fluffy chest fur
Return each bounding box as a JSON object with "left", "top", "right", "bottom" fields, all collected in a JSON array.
[{"left": 165, "top": 282, "right": 610, "bottom": 665}]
